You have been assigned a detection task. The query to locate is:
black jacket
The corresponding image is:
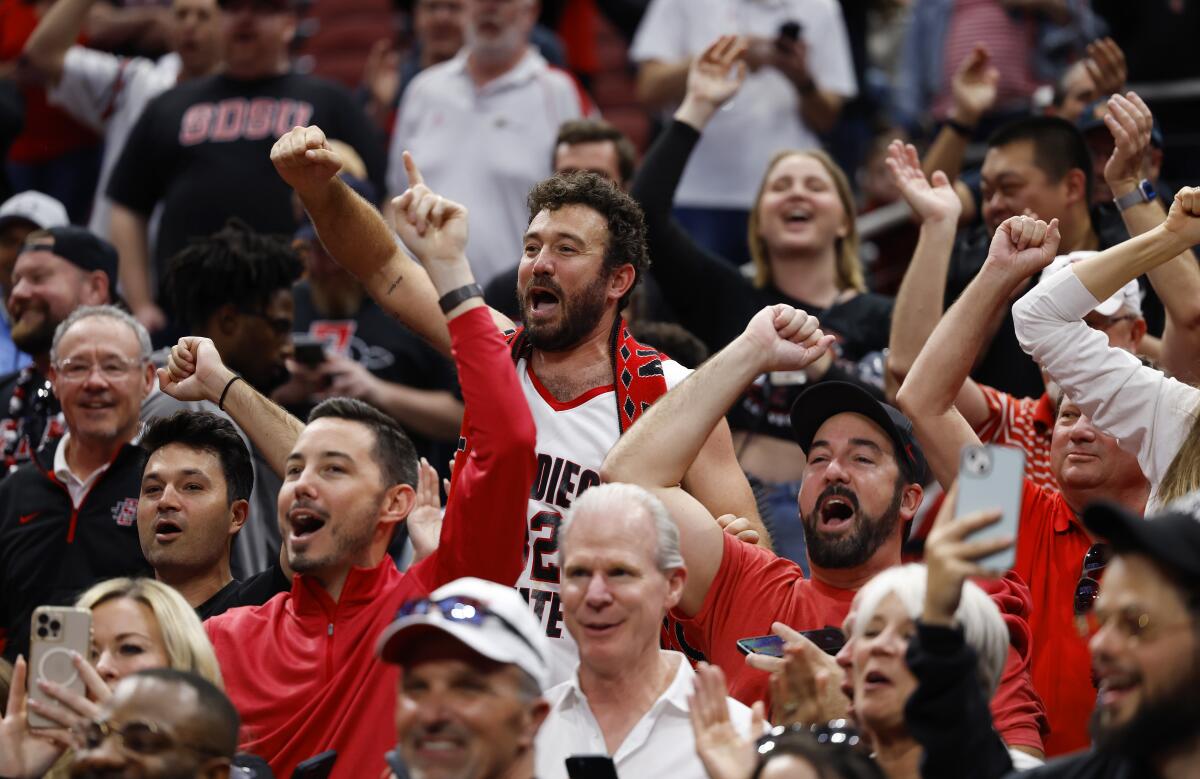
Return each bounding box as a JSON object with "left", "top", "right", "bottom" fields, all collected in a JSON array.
[
  {"left": 1005, "top": 750, "right": 1159, "bottom": 779},
  {"left": 0, "top": 438, "right": 151, "bottom": 660}
]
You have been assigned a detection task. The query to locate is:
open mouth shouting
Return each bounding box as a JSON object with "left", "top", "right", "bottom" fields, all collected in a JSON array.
[
  {"left": 816, "top": 491, "right": 858, "bottom": 533},
  {"left": 153, "top": 516, "right": 184, "bottom": 543},
  {"left": 286, "top": 502, "right": 329, "bottom": 549},
  {"left": 524, "top": 284, "right": 562, "bottom": 322}
]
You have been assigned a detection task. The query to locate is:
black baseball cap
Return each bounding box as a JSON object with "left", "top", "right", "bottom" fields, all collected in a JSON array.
[
  {"left": 1083, "top": 502, "right": 1200, "bottom": 586},
  {"left": 22, "top": 226, "right": 118, "bottom": 293},
  {"left": 790, "top": 381, "right": 930, "bottom": 485}
]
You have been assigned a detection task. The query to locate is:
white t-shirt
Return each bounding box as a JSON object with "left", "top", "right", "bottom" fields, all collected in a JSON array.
[
  {"left": 387, "top": 48, "right": 590, "bottom": 285},
  {"left": 631, "top": 0, "right": 857, "bottom": 209},
  {"left": 536, "top": 652, "right": 755, "bottom": 779},
  {"left": 514, "top": 355, "right": 690, "bottom": 686},
  {"left": 47, "top": 48, "right": 180, "bottom": 238}
]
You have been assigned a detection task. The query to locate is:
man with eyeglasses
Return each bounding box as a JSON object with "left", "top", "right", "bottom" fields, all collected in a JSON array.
[
  {"left": 1003, "top": 502, "right": 1200, "bottom": 778},
  {"left": 898, "top": 215, "right": 1150, "bottom": 755},
  {"left": 157, "top": 196, "right": 536, "bottom": 777},
  {"left": 377, "top": 577, "right": 551, "bottom": 779},
  {"left": 0, "top": 304, "right": 155, "bottom": 662},
  {"left": 71, "top": 668, "right": 240, "bottom": 779},
  {"left": 147, "top": 218, "right": 303, "bottom": 578}
]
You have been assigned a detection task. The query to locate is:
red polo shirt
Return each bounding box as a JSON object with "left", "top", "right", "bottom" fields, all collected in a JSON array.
[
  {"left": 676, "top": 533, "right": 1047, "bottom": 752},
  {"left": 1013, "top": 481, "right": 1097, "bottom": 756},
  {"left": 976, "top": 387, "right": 1057, "bottom": 493}
]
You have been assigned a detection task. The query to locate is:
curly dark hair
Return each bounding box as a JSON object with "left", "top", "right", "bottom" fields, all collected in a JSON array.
[
  {"left": 161, "top": 218, "right": 303, "bottom": 332},
  {"left": 526, "top": 171, "right": 649, "bottom": 311},
  {"left": 140, "top": 411, "right": 254, "bottom": 504}
]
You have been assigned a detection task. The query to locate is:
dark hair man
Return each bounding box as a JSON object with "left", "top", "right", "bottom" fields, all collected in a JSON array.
[
  {"left": 0, "top": 305, "right": 154, "bottom": 661},
  {"left": 138, "top": 411, "right": 291, "bottom": 619},
  {"left": 271, "top": 124, "right": 763, "bottom": 687},
  {"left": 1002, "top": 502, "right": 1200, "bottom": 778},
  {"left": 70, "top": 668, "right": 240, "bottom": 779},
  {"left": 105, "top": 0, "right": 385, "bottom": 333},
  {"left": 603, "top": 304, "right": 1048, "bottom": 760},
  {"left": 897, "top": 215, "right": 1150, "bottom": 755},
  {"left": 378, "top": 576, "right": 551, "bottom": 779},
  {"left": 156, "top": 174, "right": 536, "bottom": 777},
  {"left": 0, "top": 226, "right": 116, "bottom": 473}
]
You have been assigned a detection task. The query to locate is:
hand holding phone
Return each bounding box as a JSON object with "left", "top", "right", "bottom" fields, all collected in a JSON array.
[
  {"left": 27, "top": 606, "right": 92, "bottom": 729},
  {"left": 954, "top": 444, "right": 1023, "bottom": 571}
]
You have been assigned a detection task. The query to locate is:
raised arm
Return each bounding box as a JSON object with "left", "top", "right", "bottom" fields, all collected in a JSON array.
[
  {"left": 270, "top": 126, "right": 512, "bottom": 358},
  {"left": 21, "top": 0, "right": 94, "bottom": 86},
  {"left": 603, "top": 304, "right": 834, "bottom": 615},
  {"left": 109, "top": 203, "right": 165, "bottom": 333},
  {"left": 158, "top": 337, "right": 303, "bottom": 480},
  {"left": 898, "top": 216, "right": 1061, "bottom": 488},
  {"left": 383, "top": 182, "right": 536, "bottom": 589},
  {"left": 1101, "top": 92, "right": 1200, "bottom": 382}
]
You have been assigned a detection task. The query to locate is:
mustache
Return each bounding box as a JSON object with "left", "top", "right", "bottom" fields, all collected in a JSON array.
[
  {"left": 815, "top": 484, "right": 860, "bottom": 513},
  {"left": 522, "top": 274, "right": 565, "bottom": 299}
]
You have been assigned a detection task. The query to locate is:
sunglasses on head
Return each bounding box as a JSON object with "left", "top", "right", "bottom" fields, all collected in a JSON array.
[
  {"left": 756, "top": 719, "right": 865, "bottom": 755},
  {"left": 397, "top": 596, "right": 541, "bottom": 657}
]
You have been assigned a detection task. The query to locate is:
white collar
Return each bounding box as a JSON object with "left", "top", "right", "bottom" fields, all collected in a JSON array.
[
  {"left": 447, "top": 46, "right": 546, "bottom": 93},
  {"left": 561, "top": 651, "right": 692, "bottom": 715}
]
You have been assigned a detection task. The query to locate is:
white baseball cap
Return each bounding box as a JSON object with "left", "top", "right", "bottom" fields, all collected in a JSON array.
[
  {"left": 0, "top": 191, "right": 69, "bottom": 231},
  {"left": 376, "top": 577, "right": 549, "bottom": 691},
  {"left": 1044, "top": 250, "right": 1142, "bottom": 318}
]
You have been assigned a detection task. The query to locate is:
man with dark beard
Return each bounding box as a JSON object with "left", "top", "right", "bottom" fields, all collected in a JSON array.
[
  {"left": 603, "top": 304, "right": 1048, "bottom": 758},
  {"left": 0, "top": 226, "right": 115, "bottom": 475},
  {"left": 1002, "top": 501, "right": 1200, "bottom": 779},
  {"left": 270, "top": 124, "right": 764, "bottom": 687}
]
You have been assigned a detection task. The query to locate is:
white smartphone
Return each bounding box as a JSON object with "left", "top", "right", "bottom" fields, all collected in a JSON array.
[
  {"left": 27, "top": 606, "right": 91, "bottom": 729},
  {"left": 955, "top": 444, "right": 1024, "bottom": 571}
]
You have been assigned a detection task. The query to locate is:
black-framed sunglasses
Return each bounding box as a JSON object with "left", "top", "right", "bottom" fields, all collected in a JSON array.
[
  {"left": 396, "top": 596, "right": 541, "bottom": 657},
  {"left": 1073, "top": 542, "right": 1112, "bottom": 617},
  {"left": 756, "top": 719, "right": 865, "bottom": 754},
  {"left": 80, "top": 717, "right": 226, "bottom": 758}
]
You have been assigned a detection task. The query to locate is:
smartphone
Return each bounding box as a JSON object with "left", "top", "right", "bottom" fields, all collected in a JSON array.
[
  {"left": 955, "top": 444, "right": 1024, "bottom": 571},
  {"left": 565, "top": 755, "right": 620, "bottom": 779},
  {"left": 736, "top": 633, "right": 784, "bottom": 657},
  {"left": 737, "top": 627, "right": 846, "bottom": 658},
  {"left": 778, "top": 20, "right": 802, "bottom": 41},
  {"left": 384, "top": 749, "right": 410, "bottom": 779},
  {"left": 292, "top": 335, "right": 327, "bottom": 368},
  {"left": 28, "top": 606, "right": 91, "bottom": 729},
  {"left": 292, "top": 750, "right": 337, "bottom": 779}
]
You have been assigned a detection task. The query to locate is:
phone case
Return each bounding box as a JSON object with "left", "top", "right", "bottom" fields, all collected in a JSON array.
[
  {"left": 28, "top": 606, "right": 91, "bottom": 729},
  {"left": 735, "top": 634, "right": 785, "bottom": 657},
  {"left": 955, "top": 445, "right": 1025, "bottom": 571},
  {"left": 565, "top": 756, "right": 620, "bottom": 779}
]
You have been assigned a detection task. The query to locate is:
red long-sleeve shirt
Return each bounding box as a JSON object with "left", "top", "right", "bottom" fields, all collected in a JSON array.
[{"left": 205, "top": 306, "right": 536, "bottom": 779}]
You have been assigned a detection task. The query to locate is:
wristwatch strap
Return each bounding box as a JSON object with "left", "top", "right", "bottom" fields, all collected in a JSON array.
[
  {"left": 1113, "top": 179, "right": 1156, "bottom": 212},
  {"left": 437, "top": 282, "right": 483, "bottom": 314}
]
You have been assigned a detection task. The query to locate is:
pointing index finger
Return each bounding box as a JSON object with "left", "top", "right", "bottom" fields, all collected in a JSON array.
[{"left": 403, "top": 151, "right": 425, "bottom": 188}]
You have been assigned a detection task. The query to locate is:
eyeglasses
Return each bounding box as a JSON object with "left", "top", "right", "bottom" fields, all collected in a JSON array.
[
  {"left": 1074, "top": 542, "right": 1111, "bottom": 617},
  {"left": 756, "top": 719, "right": 864, "bottom": 756},
  {"left": 79, "top": 717, "right": 225, "bottom": 757},
  {"left": 396, "top": 596, "right": 542, "bottom": 657},
  {"left": 55, "top": 356, "right": 143, "bottom": 383},
  {"left": 240, "top": 310, "right": 293, "bottom": 337}
]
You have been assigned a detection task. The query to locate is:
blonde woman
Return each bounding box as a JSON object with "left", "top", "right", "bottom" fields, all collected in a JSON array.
[
  {"left": 0, "top": 578, "right": 222, "bottom": 778},
  {"left": 630, "top": 36, "right": 893, "bottom": 564}
]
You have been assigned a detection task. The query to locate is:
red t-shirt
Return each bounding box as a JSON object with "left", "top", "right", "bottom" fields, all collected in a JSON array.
[
  {"left": 676, "top": 533, "right": 1047, "bottom": 752},
  {"left": 1014, "top": 481, "right": 1096, "bottom": 756}
]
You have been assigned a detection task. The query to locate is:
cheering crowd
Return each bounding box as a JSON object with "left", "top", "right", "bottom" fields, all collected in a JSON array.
[{"left": 1, "top": 0, "right": 1199, "bottom": 777}]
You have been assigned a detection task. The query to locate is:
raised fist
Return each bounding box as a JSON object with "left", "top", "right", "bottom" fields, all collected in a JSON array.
[
  {"left": 741, "top": 304, "right": 835, "bottom": 374},
  {"left": 271, "top": 125, "right": 344, "bottom": 198},
  {"left": 158, "top": 337, "right": 234, "bottom": 404},
  {"left": 1163, "top": 187, "right": 1200, "bottom": 248},
  {"left": 984, "top": 215, "right": 1061, "bottom": 285}
]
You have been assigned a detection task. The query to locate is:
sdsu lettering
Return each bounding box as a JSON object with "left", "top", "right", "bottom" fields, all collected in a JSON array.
[{"left": 179, "top": 98, "right": 314, "bottom": 146}]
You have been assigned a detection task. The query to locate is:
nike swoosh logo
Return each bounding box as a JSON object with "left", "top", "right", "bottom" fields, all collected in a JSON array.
[{"left": 18, "top": 512, "right": 38, "bottom": 524}]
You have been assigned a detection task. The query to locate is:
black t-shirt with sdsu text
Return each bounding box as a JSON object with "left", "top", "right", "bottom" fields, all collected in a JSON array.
[{"left": 106, "top": 72, "right": 385, "bottom": 270}]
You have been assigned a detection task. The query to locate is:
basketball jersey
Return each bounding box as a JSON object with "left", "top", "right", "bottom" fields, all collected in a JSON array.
[{"left": 513, "top": 355, "right": 690, "bottom": 685}]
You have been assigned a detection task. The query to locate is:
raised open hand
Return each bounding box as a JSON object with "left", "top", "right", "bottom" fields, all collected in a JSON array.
[
  {"left": 742, "top": 304, "right": 836, "bottom": 374},
  {"left": 1084, "top": 37, "right": 1127, "bottom": 98},
  {"left": 1163, "top": 187, "right": 1200, "bottom": 248},
  {"left": 984, "top": 215, "right": 1061, "bottom": 285},
  {"left": 407, "top": 457, "right": 444, "bottom": 564},
  {"left": 687, "top": 35, "right": 748, "bottom": 109},
  {"left": 950, "top": 45, "right": 999, "bottom": 126},
  {"left": 1103, "top": 92, "right": 1154, "bottom": 191},
  {"left": 158, "top": 336, "right": 234, "bottom": 404},
  {"left": 744, "top": 622, "right": 850, "bottom": 726},
  {"left": 884, "top": 140, "right": 961, "bottom": 224},
  {"left": 271, "top": 125, "right": 344, "bottom": 199},
  {"left": 688, "top": 662, "right": 763, "bottom": 779}
]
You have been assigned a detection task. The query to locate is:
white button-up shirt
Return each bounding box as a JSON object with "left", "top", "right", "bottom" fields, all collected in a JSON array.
[
  {"left": 387, "top": 48, "right": 589, "bottom": 285},
  {"left": 53, "top": 433, "right": 113, "bottom": 508},
  {"left": 535, "top": 652, "right": 755, "bottom": 779}
]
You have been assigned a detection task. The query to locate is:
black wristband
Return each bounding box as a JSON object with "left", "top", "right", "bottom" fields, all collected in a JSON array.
[
  {"left": 438, "top": 283, "right": 483, "bottom": 314},
  {"left": 945, "top": 118, "right": 975, "bottom": 137},
  {"left": 218, "top": 375, "right": 244, "bottom": 411}
]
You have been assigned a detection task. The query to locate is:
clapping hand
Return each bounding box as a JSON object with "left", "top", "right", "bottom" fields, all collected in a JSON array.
[
  {"left": 949, "top": 45, "right": 999, "bottom": 127},
  {"left": 1103, "top": 92, "right": 1154, "bottom": 193},
  {"left": 884, "top": 140, "right": 962, "bottom": 224},
  {"left": 676, "top": 35, "right": 748, "bottom": 130},
  {"left": 1084, "top": 37, "right": 1127, "bottom": 98},
  {"left": 689, "top": 663, "right": 765, "bottom": 779},
  {"left": 407, "top": 457, "right": 444, "bottom": 564}
]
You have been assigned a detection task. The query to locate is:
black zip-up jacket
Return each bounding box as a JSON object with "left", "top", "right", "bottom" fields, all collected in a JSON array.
[{"left": 0, "top": 438, "right": 150, "bottom": 661}]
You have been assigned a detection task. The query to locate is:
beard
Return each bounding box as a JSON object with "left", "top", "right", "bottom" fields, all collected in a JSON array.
[
  {"left": 519, "top": 272, "right": 609, "bottom": 352},
  {"left": 1091, "top": 649, "right": 1200, "bottom": 762},
  {"left": 288, "top": 491, "right": 385, "bottom": 574},
  {"left": 801, "top": 482, "right": 903, "bottom": 569},
  {"left": 11, "top": 301, "right": 56, "bottom": 355}
]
